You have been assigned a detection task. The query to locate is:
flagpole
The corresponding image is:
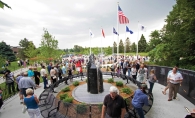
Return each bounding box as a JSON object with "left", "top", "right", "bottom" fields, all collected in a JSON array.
[
  {"left": 112, "top": 27, "right": 114, "bottom": 64},
  {"left": 117, "top": 2, "right": 119, "bottom": 64},
  {"left": 124, "top": 26, "right": 126, "bottom": 59},
  {"left": 101, "top": 28, "right": 103, "bottom": 68},
  {"left": 136, "top": 21, "right": 139, "bottom": 57},
  {"left": 89, "top": 28, "right": 91, "bottom": 55}
]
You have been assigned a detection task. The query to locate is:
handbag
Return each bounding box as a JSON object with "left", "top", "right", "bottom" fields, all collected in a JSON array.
[{"left": 22, "top": 105, "right": 27, "bottom": 113}]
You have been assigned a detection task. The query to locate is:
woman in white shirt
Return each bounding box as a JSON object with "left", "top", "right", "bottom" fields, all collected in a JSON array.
[{"left": 131, "top": 65, "right": 137, "bottom": 81}]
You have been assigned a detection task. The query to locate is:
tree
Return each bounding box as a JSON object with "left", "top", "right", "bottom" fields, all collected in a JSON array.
[
  {"left": 138, "top": 34, "right": 147, "bottom": 52},
  {"left": 0, "top": 1, "right": 11, "bottom": 9},
  {"left": 18, "top": 38, "right": 31, "bottom": 59},
  {"left": 119, "top": 39, "right": 124, "bottom": 53},
  {"left": 113, "top": 41, "right": 117, "bottom": 53},
  {"left": 125, "top": 37, "right": 131, "bottom": 53},
  {"left": 0, "top": 41, "right": 16, "bottom": 61},
  {"left": 146, "top": 30, "right": 162, "bottom": 52},
  {"left": 73, "top": 45, "right": 83, "bottom": 54},
  {"left": 24, "top": 42, "right": 38, "bottom": 59},
  {"left": 39, "top": 28, "right": 59, "bottom": 62},
  {"left": 131, "top": 42, "right": 137, "bottom": 52}
]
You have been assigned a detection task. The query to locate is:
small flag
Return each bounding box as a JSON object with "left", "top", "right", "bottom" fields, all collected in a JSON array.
[
  {"left": 140, "top": 25, "right": 146, "bottom": 32},
  {"left": 102, "top": 29, "right": 105, "bottom": 38},
  {"left": 89, "top": 29, "right": 94, "bottom": 38},
  {"left": 113, "top": 27, "right": 119, "bottom": 35},
  {"left": 126, "top": 26, "right": 133, "bottom": 34},
  {"left": 118, "top": 5, "right": 129, "bottom": 24}
]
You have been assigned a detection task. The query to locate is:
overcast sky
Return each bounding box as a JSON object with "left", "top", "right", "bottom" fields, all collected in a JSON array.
[{"left": 0, "top": 0, "right": 176, "bottom": 49}]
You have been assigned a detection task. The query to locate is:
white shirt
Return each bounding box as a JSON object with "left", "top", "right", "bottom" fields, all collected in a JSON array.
[
  {"left": 168, "top": 72, "right": 183, "bottom": 84},
  {"left": 131, "top": 68, "right": 137, "bottom": 75},
  {"left": 40, "top": 68, "right": 47, "bottom": 77}
]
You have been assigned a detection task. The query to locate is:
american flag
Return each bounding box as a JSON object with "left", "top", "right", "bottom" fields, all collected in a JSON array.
[{"left": 118, "top": 5, "right": 129, "bottom": 24}]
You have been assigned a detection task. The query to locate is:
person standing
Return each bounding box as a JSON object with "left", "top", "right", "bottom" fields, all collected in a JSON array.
[
  {"left": 148, "top": 69, "right": 157, "bottom": 94},
  {"left": 50, "top": 67, "right": 56, "bottom": 85},
  {"left": 16, "top": 72, "right": 24, "bottom": 104},
  {"left": 18, "top": 72, "right": 36, "bottom": 97},
  {"left": 23, "top": 88, "right": 41, "bottom": 118},
  {"left": 167, "top": 67, "right": 183, "bottom": 101},
  {"left": 28, "top": 67, "right": 34, "bottom": 80},
  {"left": 101, "top": 86, "right": 125, "bottom": 118},
  {"left": 132, "top": 84, "right": 149, "bottom": 118},
  {"left": 33, "top": 68, "right": 41, "bottom": 87},
  {"left": 40, "top": 66, "right": 48, "bottom": 89},
  {"left": 4, "top": 70, "right": 15, "bottom": 94}
]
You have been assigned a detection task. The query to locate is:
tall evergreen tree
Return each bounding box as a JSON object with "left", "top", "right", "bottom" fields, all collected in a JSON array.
[
  {"left": 119, "top": 39, "right": 124, "bottom": 53},
  {"left": 131, "top": 42, "right": 137, "bottom": 52},
  {"left": 0, "top": 41, "right": 16, "bottom": 61},
  {"left": 113, "top": 41, "right": 117, "bottom": 53},
  {"left": 18, "top": 38, "right": 30, "bottom": 59},
  {"left": 138, "top": 34, "right": 147, "bottom": 52},
  {"left": 125, "top": 37, "right": 131, "bottom": 53}
]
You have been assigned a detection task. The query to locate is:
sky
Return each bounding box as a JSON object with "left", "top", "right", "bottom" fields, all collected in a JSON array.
[{"left": 0, "top": 0, "right": 176, "bottom": 49}]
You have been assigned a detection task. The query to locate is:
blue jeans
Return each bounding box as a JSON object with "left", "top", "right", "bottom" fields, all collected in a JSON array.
[
  {"left": 42, "top": 76, "right": 48, "bottom": 89},
  {"left": 149, "top": 81, "right": 154, "bottom": 94},
  {"left": 134, "top": 107, "right": 145, "bottom": 118},
  {"left": 128, "top": 69, "right": 131, "bottom": 77}
]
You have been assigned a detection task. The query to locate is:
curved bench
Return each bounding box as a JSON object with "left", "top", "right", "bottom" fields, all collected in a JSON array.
[{"left": 39, "top": 72, "right": 153, "bottom": 118}]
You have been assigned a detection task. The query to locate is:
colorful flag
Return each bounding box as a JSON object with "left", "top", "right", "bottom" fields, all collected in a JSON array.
[
  {"left": 126, "top": 26, "right": 133, "bottom": 34},
  {"left": 113, "top": 27, "right": 119, "bottom": 35},
  {"left": 102, "top": 29, "right": 105, "bottom": 38},
  {"left": 118, "top": 5, "right": 129, "bottom": 24},
  {"left": 140, "top": 24, "right": 146, "bottom": 32},
  {"left": 89, "top": 29, "right": 94, "bottom": 38}
]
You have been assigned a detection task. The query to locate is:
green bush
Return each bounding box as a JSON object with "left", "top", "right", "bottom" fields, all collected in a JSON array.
[
  {"left": 60, "top": 93, "right": 68, "bottom": 100},
  {"left": 63, "top": 97, "right": 73, "bottom": 103},
  {"left": 86, "top": 78, "right": 88, "bottom": 82},
  {"left": 98, "top": 103, "right": 103, "bottom": 112},
  {"left": 116, "top": 81, "right": 123, "bottom": 87},
  {"left": 76, "top": 103, "right": 87, "bottom": 114},
  {"left": 121, "top": 88, "right": 132, "bottom": 94},
  {"left": 73, "top": 81, "right": 79, "bottom": 86},
  {"left": 107, "top": 78, "right": 114, "bottom": 83},
  {"left": 62, "top": 86, "right": 70, "bottom": 92}
]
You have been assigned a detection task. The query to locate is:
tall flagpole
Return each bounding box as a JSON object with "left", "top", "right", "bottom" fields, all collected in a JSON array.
[
  {"left": 101, "top": 28, "right": 103, "bottom": 68},
  {"left": 124, "top": 26, "right": 126, "bottom": 59},
  {"left": 112, "top": 27, "right": 114, "bottom": 64},
  {"left": 117, "top": 2, "right": 119, "bottom": 63},
  {"left": 136, "top": 21, "right": 139, "bottom": 57},
  {"left": 89, "top": 29, "right": 91, "bottom": 55}
]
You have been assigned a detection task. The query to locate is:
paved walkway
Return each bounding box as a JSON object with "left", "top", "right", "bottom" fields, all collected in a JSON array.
[{"left": 0, "top": 75, "right": 194, "bottom": 118}]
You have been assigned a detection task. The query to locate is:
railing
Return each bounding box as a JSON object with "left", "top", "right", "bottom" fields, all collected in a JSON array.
[
  {"left": 39, "top": 72, "right": 153, "bottom": 118},
  {"left": 147, "top": 66, "right": 195, "bottom": 105}
]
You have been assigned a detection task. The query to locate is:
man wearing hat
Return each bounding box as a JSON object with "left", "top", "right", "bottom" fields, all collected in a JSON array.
[{"left": 132, "top": 84, "right": 149, "bottom": 118}]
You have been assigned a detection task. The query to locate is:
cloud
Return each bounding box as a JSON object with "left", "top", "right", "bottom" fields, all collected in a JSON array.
[{"left": 0, "top": 0, "right": 176, "bottom": 49}]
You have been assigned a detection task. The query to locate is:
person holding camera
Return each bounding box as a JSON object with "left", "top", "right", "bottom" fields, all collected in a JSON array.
[{"left": 4, "top": 70, "right": 15, "bottom": 94}]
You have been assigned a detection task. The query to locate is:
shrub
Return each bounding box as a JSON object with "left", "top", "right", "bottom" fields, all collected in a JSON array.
[
  {"left": 116, "top": 81, "right": 123, "bottom": 87},
  {"left": 63, "top": 97, "right": 73, "bottom": 103},
  {"left": 73, "top": 81, "right": 79, "bottom": 86},
  {"left": 76, "top": 103, "right": 87, "bottom": 114},
  {"left": 98, "top": 103, "right": 103, "bottom": 112},
  {"left": 121, "top": 88, "right": 132, "bottom": 94},
  {"left": 86, "top": 78, "right": 88, "bottom": 82},
  {"left": 60, "top": 93, "right": 68, "bottom": 100},
  {"left": 107, "top": 78, "right": 114, "bottom": 83},
  {"left": 62, "top": 86, "right": 70, "bottom": 92}
]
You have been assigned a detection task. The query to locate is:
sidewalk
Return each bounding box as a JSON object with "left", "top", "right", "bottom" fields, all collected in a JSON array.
[{"left": 0, "top": 75, "right": 194, "bottom": 118}]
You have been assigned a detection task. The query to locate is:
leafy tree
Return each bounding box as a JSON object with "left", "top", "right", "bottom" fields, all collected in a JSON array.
[
  {"left": 113, "top": 41, "right": 117, "bottom": 53},
  {"left": 138, "top": 34, "right": 147, "bottom": 52},
  {"left": 0, "top": 55, "right": 5, "bottom": 68},
  {"left": 146, "top": 30, "right": 162, "bottom": 52},
  {"left": 131, "top": 42, "right": 137, "bottom": 52},
  {"left": 0, "top": 1, "right": 11, "bottom": 9},
  {"left": 125, "top": 37, "right": 131, "bottom": 53},
  {"left": 0, "top": 41, "right": 16, "bottom": 61},
  {"left": 119, "top": 39, "right": 124, "bottom": 53},
  {"left": 39, "top": 28, "right": 59, "bottom": 62},
  {"left": 73, "top": 45, "right": 83, "bottom": 53},
  {"left": 18, "top": 38, "right": 31, "bottom": 59},
  {"left": 24, "top": 42, "right": 38, "bottom": 59}
]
